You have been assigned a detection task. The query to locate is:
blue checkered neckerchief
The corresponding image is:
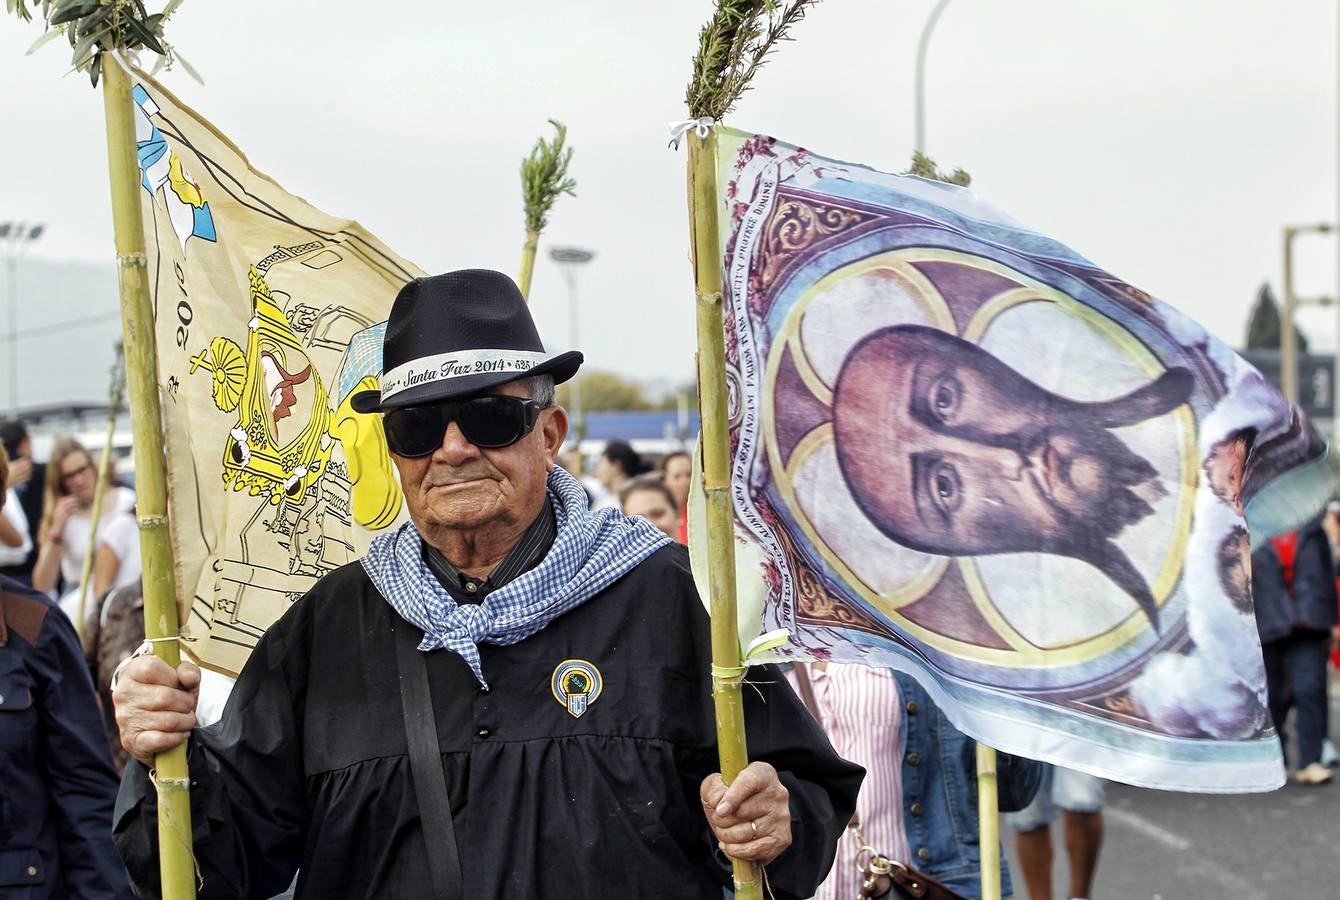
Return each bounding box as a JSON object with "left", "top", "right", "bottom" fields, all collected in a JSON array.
[{"left": 362, "top": 466, "right": 671, "bottom": 686}]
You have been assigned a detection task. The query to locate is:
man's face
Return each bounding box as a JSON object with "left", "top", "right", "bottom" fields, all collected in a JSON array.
[
  {"left": 390, "top": 382, "right": 567, "bottom": 535},
  {"left": 622, "top": 486, "right": 679, "bottom": 539},
  {"left": 833, "top": 325, "right": 1173, "bottom": 558}
]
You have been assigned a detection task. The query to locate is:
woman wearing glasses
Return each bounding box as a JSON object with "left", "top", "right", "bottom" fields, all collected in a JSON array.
[{"left": 31, "top": 437, "right": 137, "bottom": 622}]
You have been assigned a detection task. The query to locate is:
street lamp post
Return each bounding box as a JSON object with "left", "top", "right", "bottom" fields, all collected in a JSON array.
[
  {"left": 549, "top": 245, "right": 594, "bottom": 459},
  {"left": 1280, "top": 223, "right": 1334, "bottom": 405},
  {"left": 0, "top": 222, "right": 45, "bottom": 417},
  {"left": 914, "top": 0, "right": 954, "bottom": 157}
]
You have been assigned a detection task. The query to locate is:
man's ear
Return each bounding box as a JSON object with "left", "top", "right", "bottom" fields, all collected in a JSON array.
[{"left": 540, "top": 406, "right": 569, "bottom": 466}]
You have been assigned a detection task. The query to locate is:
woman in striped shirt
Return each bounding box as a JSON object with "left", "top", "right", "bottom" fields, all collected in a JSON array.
[{"left": 790, "top": 663, "right": 1043, "bottom": 899}]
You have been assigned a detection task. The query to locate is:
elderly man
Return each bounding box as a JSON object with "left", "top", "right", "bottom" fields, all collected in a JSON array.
[{"left": 112, "top": 269, "right": 861, "bottom": 899}]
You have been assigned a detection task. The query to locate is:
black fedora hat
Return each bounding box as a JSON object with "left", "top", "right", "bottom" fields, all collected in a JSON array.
[{"left": 351, "top": 269, "right": 582, "bottom": 413}]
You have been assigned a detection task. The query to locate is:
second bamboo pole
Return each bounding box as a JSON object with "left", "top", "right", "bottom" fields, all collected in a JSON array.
[
  {"left": 976, "top": 744, "right": 1002, "bottom": 900},
  {"left": 101, "top": 59, "right": 196, "bottom": 900},
  {"left": 687, "top": 129, "right": 763, "bottom": 900},
  {"left": 73, "top": 407, "right": 118, "bottom": 636}
]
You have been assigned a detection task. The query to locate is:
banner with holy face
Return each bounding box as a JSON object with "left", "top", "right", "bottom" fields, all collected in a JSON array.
[{"left": 710, "top": 128, "right": 1329, "bottom": 791}]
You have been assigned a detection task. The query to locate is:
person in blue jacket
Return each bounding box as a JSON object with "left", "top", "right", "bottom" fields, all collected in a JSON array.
[
  {"left": 0, "top": 445, "right": 131, "bottom": 898},
  {"left": 1251, "top": 514, "right": 1338, "bottom": 785}
]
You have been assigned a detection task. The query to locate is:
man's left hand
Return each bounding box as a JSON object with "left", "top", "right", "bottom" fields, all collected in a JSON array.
[{"left": 700, "top": 761, "right": 792, "bottom": 865}]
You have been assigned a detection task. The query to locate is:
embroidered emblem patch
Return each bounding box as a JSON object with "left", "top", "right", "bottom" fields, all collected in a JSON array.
[{"left": 551, "top": 659, "right": 603, "bottom": 718}]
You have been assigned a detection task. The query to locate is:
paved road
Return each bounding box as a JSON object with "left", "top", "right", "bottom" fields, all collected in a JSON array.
[{"left": 1003, "top": 680, "right": 1340, "bottom": 900}]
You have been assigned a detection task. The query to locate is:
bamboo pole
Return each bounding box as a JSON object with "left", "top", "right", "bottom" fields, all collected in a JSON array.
[
  {"left": 73, "top": 406, "right": 118, "bottom": 636},
  {"left": 687, "top": 128, "right": 763, "bottom": 900},
  {"left": 517, "top": 229, "right": 539, "bottom": 300},
  {"left": 101, "top": 58, "right": 197, "bottom": 900},
  {"left": 976, "top": 744, "right": 1002, "bottom": 900}
]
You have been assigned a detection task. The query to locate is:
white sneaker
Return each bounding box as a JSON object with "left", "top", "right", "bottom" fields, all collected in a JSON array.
[{"left": 1321, "top": 739, "right": 1339, "bottom": 767}]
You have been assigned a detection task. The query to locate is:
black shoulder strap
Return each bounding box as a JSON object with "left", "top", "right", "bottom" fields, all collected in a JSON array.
[{"left": 392, "top": 616, "right": 464, "bottom": 900}]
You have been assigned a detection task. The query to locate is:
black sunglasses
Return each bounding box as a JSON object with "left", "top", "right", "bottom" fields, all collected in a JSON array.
[{"left": 383, "top": 396, "right": 543, "bottom": 457}]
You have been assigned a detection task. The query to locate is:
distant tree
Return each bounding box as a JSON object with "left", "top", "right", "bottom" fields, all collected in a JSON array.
[
  {"left": 1246, "top": 282, "right": 1309, "bottom": 353},
  {"left": 557, "top": 370, "right": 653, "bottom": 412},
  {"left": 654, "top": 380, "right": 699, "bottom": 413},
  {"left": 906, "top": 151, "right": 971, "bottom": 188}
]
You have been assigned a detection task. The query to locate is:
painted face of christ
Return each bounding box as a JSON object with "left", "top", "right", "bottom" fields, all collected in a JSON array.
[{"left": 832, "top": 324, "right": 1193, "bottom": 630}]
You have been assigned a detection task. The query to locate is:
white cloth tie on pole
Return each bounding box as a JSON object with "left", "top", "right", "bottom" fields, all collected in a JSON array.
[
  {"left": 668, "top": 116, "right": 716, "bottom": 149},
  {"left": 106, "top": 48, "right": 140, "bottom": 76}
]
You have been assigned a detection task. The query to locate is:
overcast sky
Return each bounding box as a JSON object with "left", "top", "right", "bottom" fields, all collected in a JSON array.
[{"left": 2, "top": 0, "right": 1337, "bottom": 390}]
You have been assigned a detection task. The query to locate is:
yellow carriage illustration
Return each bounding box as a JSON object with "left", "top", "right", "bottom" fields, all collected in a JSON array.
[
  {"left": 188, "top": 267, "right": 402, "bottom": 533},
  {"left": 191, "top": 268, "right": 335, "bottom": 507}
]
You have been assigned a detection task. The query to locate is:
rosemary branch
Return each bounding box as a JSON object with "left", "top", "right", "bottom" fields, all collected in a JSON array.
[
  {"left": 686, "top": 0, "right": 818, "bottom": 122},
  {"left": 521, "top": 119, "right": 577, "bottom": 235}
]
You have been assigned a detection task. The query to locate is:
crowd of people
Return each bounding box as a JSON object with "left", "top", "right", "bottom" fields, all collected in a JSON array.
[
  {"left": 3, "top": 269, "right": 1340, "bottom": 899},
  {"left": 573, "top": 439, "right": 692, "bottom": 544}
]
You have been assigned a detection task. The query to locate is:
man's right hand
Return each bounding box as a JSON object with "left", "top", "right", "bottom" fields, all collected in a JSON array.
[{"left": 113, "top": 656, "right": 202, "bottom": 767}]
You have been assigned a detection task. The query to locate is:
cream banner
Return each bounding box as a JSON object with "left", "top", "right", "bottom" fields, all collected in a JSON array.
[{"left": 131, "top": 70, "right": 419, "bottom": 676}]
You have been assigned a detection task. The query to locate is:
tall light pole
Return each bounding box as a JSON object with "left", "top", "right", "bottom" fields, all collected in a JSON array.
[
  {"left": 549, "top": 245, "right": 594, "bottom": 456},
  {"left": 1280, "top": 222, "right": 1334, "bottom": 404},
  {"left": 0, "top": 221, "right": 45, "bottom": 417},
  {"left": 914, "top": 0, "right": 954, "bottom": 157}
]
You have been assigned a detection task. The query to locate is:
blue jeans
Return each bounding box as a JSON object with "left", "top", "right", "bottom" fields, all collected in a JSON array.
[{"left": 1262, "top": 628, "right": 1332, "bottom": 767}]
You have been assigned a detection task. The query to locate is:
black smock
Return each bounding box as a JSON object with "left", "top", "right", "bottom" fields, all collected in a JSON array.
[{"left": 114, "top": 543, "right": 862, "bottom": 898}]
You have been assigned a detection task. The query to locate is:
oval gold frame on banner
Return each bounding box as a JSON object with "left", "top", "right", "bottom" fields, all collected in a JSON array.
[{"left": 762, "top": 247, "right": 1198, "bottom": 669}]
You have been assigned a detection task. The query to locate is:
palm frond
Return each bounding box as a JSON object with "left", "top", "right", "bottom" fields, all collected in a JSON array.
[
  {"left": 521, "top": 119, "right": 577, "bottom": 235},
  {"left": 686, "top": 0, "right": 818, "bottom": 122}
]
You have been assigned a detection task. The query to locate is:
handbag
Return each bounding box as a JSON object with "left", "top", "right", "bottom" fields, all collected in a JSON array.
[
  {"left": 790, "top": 664, "right": 969, "bottom": 900},
  {"left": 849, "top": 821, "right": 967, "bottom": 899}
]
